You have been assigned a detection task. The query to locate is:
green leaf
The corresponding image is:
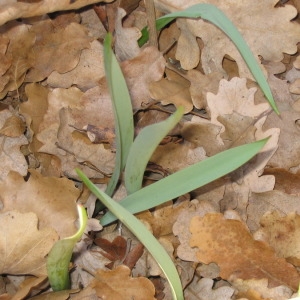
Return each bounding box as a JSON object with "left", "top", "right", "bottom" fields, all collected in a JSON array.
[
  {"left": 76, "top": 169, "right": 184, "bottom": 300},
  {"left": 124, "top": 107, "right": 184, "bottom": 194},
  {"left": 46, "top": 205, "right": 87, "bottom": 291},
  {"left": 138, "top": 3, "right": 279, "bottom": 114},
  {"left": 101, "top": 138, "right": 268, "bottom": 225},
  {"left": 103, "top": 33, "right": 134, "bottom": 196}
]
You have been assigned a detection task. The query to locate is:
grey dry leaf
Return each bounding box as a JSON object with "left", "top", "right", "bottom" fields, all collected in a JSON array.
[{"left": 0, "top": 211, "right": 58, "bottom": 276}]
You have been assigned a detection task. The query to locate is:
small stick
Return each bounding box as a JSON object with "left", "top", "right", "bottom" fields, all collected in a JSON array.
[{"left": 144, "top": 0, "right": 158, "bottom": 48}]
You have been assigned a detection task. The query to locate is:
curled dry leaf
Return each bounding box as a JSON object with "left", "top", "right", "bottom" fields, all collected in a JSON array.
[
  {"left": 0, "top": 170, "right": 79, "bottom": 238},
  {"left": 90, "top": 265, "right": 155, "bottom": 300},
  {"left": 0, "top": 211, "right": 58, "bottom": 276},
  {"left": 189, "top": 213, "right": 300, "bottom": 291},
  {"left": 0, "top": 0, "right": 114, "bottom": 26}
]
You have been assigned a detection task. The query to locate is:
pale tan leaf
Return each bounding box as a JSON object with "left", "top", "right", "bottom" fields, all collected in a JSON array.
[{"left": 0, "top": 211, "right": 58, "bottom": 276}]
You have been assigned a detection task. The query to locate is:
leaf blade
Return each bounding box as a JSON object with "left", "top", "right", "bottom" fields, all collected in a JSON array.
[{"left": 101, "top": 138, "right": 268, "bottom": 225}]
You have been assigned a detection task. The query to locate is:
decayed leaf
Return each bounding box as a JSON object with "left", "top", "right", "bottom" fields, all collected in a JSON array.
[
  {"left": 0, "top": 0, "right": 114, "bottom": 26},
  {"left": 47, "top": 40, "right": 105, "bottom": 90},
  {"left": 184, "top": 277, "right": 234, "bottom": 300},
  {"left": 0, "top": 109, "right": 28, "bottom": 180},
  {"left": 26, "top": 18, "right": 91, "bottom": 82},
  {"left": 0, "top": 211, "right": 58, "bottom": 276},
  {"left": 90, "top": 265, "right": 155, "bottom": 300},
  {"left": 0, "top": 170, "right": 79, "bottom": 238},
  {"left": 255, "top": 211, "right": 300, "bottom": 266},
  {"left": 189, "top": 213, "right": 300, "bottom": 290},
  {"left": 155, "top": 0, "right": 300, "bottom": 79}
]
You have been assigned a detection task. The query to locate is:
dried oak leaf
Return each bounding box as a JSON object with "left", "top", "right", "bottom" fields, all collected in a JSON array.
[
  {"left": 0, "top": 170, "right": 79, "bottom": 238},
  {"left": 255, "top": 211, "right": 300, "bottom": 267},
  {"left": 247, "top": 190, "right": 300, "bottom": 232},
  {"left": 121, "top": 46, "right": 165, "bottom": 110},
  {"left": 114, "top": 8, "right": 141, "bottom": 61},
  {"left": 155, "top": 0, "right": 300, "bottom": 79},
  {"left": 90, "top": 265, "right": 155, "bottom": 300},
  {"left": 0, "top": 211, "right": 58, "bottom": 276},
  {"left": 0, "top": 0, "right": 114, "bottom": 26},
  {"left": 26, "top": 18, "right": 91, "bottom": 82},
  {"left": 190, "top": 213, "right": 300, "bottom": 290},
  {"left": 47, "top": 40, "right": 105, "bottom": 90},
  {"left": 0, "top": 21, "right": 35, "bottom": 99},
  {"left": 184, "top": 277, "right": 234, "bottom": 300},
  {"left": 0, "top": 109, "right": 28, "bottom": 180}
]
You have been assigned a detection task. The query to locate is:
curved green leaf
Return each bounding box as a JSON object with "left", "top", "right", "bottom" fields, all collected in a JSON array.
[
  {"left": 76, "top": 169, "right": 184, "bottom": 300},
  {"left": 101, "top": 138, "right": 268, "bottom": 225},
  {"left": 139, "top": 4, "right": 279, "bottom": 114},
  {"left": 46, "top": 205, "right": 87, "bottom": 291},
  {"left": 124, "top": 107, "right": 184, "bottom": 194},
  {"left": 103, "top": 33, "right": 134, "bottom": 196}
]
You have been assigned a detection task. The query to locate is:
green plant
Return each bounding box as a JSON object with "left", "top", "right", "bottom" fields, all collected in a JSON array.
[{"left": 75, "top": 4, "right": 276, "bottom": 300}]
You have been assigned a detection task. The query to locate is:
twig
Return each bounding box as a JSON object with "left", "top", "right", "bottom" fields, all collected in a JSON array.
[{"left": 144, "top": 0, "right": 158, "bottom": 48}]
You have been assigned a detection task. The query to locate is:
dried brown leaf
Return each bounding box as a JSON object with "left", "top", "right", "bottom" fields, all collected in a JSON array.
[
  {"left": 91, "top": 265, "right": 155, "bottom": 300},
  {"left": 0, "top": 170, "right": 79, "bottom": 238},
  {"left": 0, "top": 211, "right": 58, "bottom": 276},
  {"left": 189, "top": 213, "right": 300, "bottom": 290}
]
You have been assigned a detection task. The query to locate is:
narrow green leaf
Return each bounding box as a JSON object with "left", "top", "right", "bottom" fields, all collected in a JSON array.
[
  {"left": 138, "top": 4, "right": 279, "bottom": 114},
  {"left": 124, "top": 107, "right": 184, "bottom": 194},
  {"left": 103, "top": 33, "right": 134, "bottom": 196},
  {"left": 101, "top": 138, "right": 268, "bottom": 225},
  {"left": 76, "top": 169, "right": 184, "bottom": 300},
  {"left": 47, "top": 205, "right": 87, "bottom": 291}
]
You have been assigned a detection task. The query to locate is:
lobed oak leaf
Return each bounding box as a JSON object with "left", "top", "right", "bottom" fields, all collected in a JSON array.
[
  {"left": 90, "top": 265, "right": 155, "bottom": 300},
  {"left": 26, "top": 19, "right": 91, "bottom": 82},
  {"left": 0, "top": 21, "right": 35, "bottom": 99},
  {"left": 47, "top": 40, "right": 105, "bottom": 90},
  {"left": 0, "top": 0, "right": 114, "bottom": 26},
  {"left": 247, "top": 190, "right": 300, "bottom": 232},
  {"left": 0, "top": 170, "right": 79, "bottom": 239},
  {"left": 121, "top": 46, "right": 165, "bottom": 110},
  {"left": 189, "top": 213, "right": 300, "bottom": 290},
  {"left": 0, "top": 211, "right": 58, "bottom": 276},
  {"left": 114, "top": 8, "right": 141, "bottom": 61},
  {"left": 155, "top": 0, "right": 300, "bottom": 79}
]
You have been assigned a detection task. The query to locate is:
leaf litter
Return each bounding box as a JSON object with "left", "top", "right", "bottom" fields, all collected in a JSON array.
[{"left": 0, "top": 0, "right": 300, "bottom": 299}]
